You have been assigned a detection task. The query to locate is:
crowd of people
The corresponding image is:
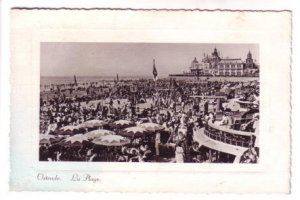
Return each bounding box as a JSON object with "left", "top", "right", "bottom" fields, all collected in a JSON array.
[{"left": 40, "top": 77, "right": 259, "bottom": 163}]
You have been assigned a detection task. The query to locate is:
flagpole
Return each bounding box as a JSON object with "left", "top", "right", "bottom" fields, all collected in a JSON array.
[
  {"left": 153, "top": 58, "right": 157, "bottom": 91},
  {"left": 168, "top": 78, "right": 172, "bottom": 106},
  {"left": 153, "top": 58, "right": 158, "bottom": 109}
]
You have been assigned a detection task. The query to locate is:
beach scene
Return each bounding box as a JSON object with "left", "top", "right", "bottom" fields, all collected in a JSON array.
[{"left": 39, "top": 43, "right": 259, "bottom": 163}]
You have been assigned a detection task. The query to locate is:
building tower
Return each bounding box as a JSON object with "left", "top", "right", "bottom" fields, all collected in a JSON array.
[
  {"left": 190, "top": 57, "right": 200, "bottom": 75},
  {"left": 245, "top": 50, "right": 255, "bottom": 69},
  {"left": 211, "top": 48, "right": 221, "bottom": 63},
  {"left": 210, "top": 48, "right": 221, "bottom": 75},
  {"left": 246, "top": 51, "right": 253, "bottom": 64}
]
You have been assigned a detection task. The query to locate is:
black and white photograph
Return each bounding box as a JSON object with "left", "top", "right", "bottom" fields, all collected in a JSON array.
[
  {"left": 39, "top": 43, "right": 260, "bottom": 163},
  {"left": 9, "top": 8, "right": 291, "bottom": 193}
]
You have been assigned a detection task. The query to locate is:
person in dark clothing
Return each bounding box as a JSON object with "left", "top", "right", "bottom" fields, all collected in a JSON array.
[
  {"left": 186, "top": 122, "right": 194, "bottom": 146},
  {"left": 197, "top": 116, "right": 204, "bottom": 128},
  {"left": 204, "top": 100, "right": 209, "bottom": 116},
  {"left": 39, "top": 145, "right": 48, "bottom": 161},
  {"left": 193, "top": 102, "right": 199, "bottom": 115},
  {"left": 102, "top": 106, "right": 108, "bottom": 119},
  {"left": 189, "top": 141, "right": 200, "bottom": 162}
]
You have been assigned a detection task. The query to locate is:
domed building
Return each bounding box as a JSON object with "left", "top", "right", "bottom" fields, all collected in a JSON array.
[
  {"left": 190, "top": 57, "right": 200, "bottom": 74},
  {"left": 169, "top": 48, "right": 259, "bottom": 78},
  {"left": 173, "top": 48, "right": 259, "bottom": 77}
]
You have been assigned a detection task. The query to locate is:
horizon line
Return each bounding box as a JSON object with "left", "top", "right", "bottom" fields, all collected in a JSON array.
[{"left": 40, "top": 75, "right": 169, "bottom": 77}]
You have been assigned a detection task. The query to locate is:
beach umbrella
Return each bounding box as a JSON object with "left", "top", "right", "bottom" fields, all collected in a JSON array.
[
  {"left": 139, "top": 122, "right": 165, "bottom": 132},
  {"left": 227, "top": 101, "right": 241, "bottom": 112},
  {"left": 79, "top": 120, "right": 107, "bottom": 129},
  {"left": 250, "top": 81, "right": 257, "bottom": 86},
  {"left": 85, "top": 129, "right": 116, "bottom": 140},
  {"left": 72, "top": 127, "right": 86, "bottom": 134},
  {"left": 49, "top": 128, "right": 62, "bottom": 135},
  {"left": 60, "top": 125, "right": 80, "bottom": 132},
  {"left": 39, "top": 134, "right": 62, "bottom": 145},
  {"left": 220, "top": 87, "right": 231, "bottom": 95},
  {"left": 119, "top": 126, "right": 149, "bottom": 138},
  {"left": 243, "top": 82, "right": 251, "bottom": 87},
  {"left": 52, "top": 128, "right": 75, "bottom": 136},
  {"left": 59, "top": 134, "right": 89, "bottom": 147},
  {"left": 60, "top": 125, "right": 86, "bottom": 134},
  {"left": 112, "top": 119, "right": 135, "bottom": 129},
  {"left": 92, "top": 135, "right": 130, "bottom": 146}
]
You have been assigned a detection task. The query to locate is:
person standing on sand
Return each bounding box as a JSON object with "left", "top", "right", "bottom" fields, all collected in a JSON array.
[
  {"left": 155, "top": 131, "right": 161, "bottom": 158},
  {"left": 175, "top": 142, "right": 185, "bottom": 163}
]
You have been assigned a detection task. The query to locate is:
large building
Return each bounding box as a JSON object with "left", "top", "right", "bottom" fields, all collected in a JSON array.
[{"left": 172, "top": 48, "right": 259, "bottom": 77}]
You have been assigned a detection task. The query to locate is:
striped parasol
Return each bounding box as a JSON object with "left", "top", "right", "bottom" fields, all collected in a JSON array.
[
  {"left": 112, "top": 119, "right": 135, "bottom": 129},
  {"left": 85, "top": 129, "right": 116, "bottom": 140},
  {"left": 59, "top": 134, "right": 89, "bottom": 147},
  {"left": 79, "top": 120, "right": 107, "bottom": 129},
  {"left": 60, "top": 125, "right": 81, "bottom": 131},
  {"left": 39, "top": 134, "right": 62, "bottom": 145},
  {"left": 139, "top": 122, "right": 165, "bottom": 132},
  {"left": 92, "top": 135, "right": 130, "bottom": 146},
  {"left": 119, "top": 126, "right": 149, "bottom": 138}
]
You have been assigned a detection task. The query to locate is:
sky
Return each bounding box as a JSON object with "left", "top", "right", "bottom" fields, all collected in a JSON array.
[{"left": 41, "top": 42, "right": 259, "bottom": 77}]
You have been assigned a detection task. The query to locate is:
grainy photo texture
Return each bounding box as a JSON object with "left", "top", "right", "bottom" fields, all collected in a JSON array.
[
  {"left": 10, "top": 9, "right": 290, "bottom": 192},
  {"left": 39, "top": 43, "right": 260, "bottom": 163}
]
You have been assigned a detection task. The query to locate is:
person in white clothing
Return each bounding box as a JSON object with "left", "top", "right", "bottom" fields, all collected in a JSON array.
[
  {"left": 175, "top": 142, "right": 185, "bottom": 163},
  {"left": 155, "top": 132, "right": 161, "bottom": 156}
]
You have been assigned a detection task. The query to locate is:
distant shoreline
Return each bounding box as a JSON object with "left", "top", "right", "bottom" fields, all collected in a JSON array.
[
  {"left": 41, "top": 75, "right": 156, "bottom": 78},
  {"left": 40, "top": 75, "right": 164, "bottom": 85}
]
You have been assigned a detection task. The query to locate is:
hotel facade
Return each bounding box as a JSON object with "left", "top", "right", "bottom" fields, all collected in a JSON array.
[{"left": 171, "top": 48, "right": 259, "bottom": 77}]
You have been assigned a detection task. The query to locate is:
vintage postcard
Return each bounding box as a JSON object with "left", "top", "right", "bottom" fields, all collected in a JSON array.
[{"left": 10, "top": 9, "right": 291, "bottom": 193}]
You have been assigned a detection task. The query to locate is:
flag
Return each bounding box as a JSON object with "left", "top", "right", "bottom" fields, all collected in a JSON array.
[
  {"left": 169, "top": 78, "right": 173, "bottom": 88},
  {"left": 74, "top": 75, "right": 78, "bottom": 85},
  {"left": 168, "top": 78, "right": 172, "bottom": 95},
  {"left": 86, "top": 86, "right": 90, "bottom": 95},
  {"left": 173, "top": 79, "right": 178, "bottom": 88},
  {"left": 117, "top": 74, "right": 119, "bottom": 82},
  {"left": 57, "top": 85, "right": 61, "bottom": 94},
  {"left": 153, "top": 59, "right": 158, "bottom": 81},
  {"left": 169, "top": 79, "right": 179, "bottom": 99}
]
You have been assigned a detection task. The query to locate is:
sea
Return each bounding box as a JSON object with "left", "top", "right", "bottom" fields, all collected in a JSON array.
[
  {"left": 40, "top": 75, "right": 258, "bottom": 86},
  {"left": 40, "top": 76, "right": 154, "bottom": 85}
]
